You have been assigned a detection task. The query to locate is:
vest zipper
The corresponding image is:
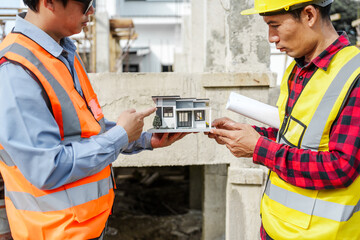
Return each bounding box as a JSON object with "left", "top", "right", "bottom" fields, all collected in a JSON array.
[{"left": 278, "top": 66, "right": 315, "bottom": 142}]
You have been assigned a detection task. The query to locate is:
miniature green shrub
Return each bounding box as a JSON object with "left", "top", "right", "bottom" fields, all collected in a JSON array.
[{"left": 153, "top": 115, "right": 162, "bottom": 129}]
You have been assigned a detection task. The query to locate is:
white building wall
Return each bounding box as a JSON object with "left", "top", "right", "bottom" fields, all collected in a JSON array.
[
  {"left": 116, "top": 0, "right": 189, "bottom": 72},
  {"left": 130, "top": 23, "right": 178, "bottom": 72}
]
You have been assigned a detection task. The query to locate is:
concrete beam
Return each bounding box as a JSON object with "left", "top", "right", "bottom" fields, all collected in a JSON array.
[{"left": 200, "top": 72, "right": 276, "bottom": 88}]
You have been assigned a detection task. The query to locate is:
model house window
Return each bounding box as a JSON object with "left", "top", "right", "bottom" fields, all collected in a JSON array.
[
  {"left": 195, "top": 110, "right": 205, "bottom": 121},
  {"left": 177, "top": 111, "right": 192, "bottom": 127},
  {"left": 163, "top": 107, "right": 173, "bottom": 118},
  {"left": 178, "top": 112, "right": 189, "bottom": 122}
]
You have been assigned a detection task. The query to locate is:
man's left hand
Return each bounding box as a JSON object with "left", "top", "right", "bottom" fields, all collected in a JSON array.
[
  {"left": 151, "top": 132, "right": 189, "bottom": 149},
  {"left": 210, "top": 121, "right": 261, "bottom": 158}
]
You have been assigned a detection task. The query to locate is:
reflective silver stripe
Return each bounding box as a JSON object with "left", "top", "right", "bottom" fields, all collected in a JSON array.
[
  {"left": 265, "top": 179, "right": 360, "bottom": 222},
  {"left": 99, "top": 118, "right": 106, "bottom": 134},
  {"left": 301, "top": 52, "right": 360, "bottom": 150},
  {"left": 62, "top": 135, "right": 83, "bottom": 145},
  {"left": 5, "top": 175, "right": 113, "bottom": 212},
  {"left": 0, "top": 43, "right": 82, "bottom": 138},
  {"left": 0, "top": 149, "right": 15, "bottom": 167},
  {"left": 61, "top": 118, "right": 105, "bottom": 144},
  {"left": 265, "top": 180, "right": 315, "bottom": 216}
]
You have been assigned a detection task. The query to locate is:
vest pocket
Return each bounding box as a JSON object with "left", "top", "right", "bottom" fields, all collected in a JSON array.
[
  {"left": 268, "top": 195, "right": 314, "bottom": 229},
  {"left": 71, "top": 193, "right": 112, "bottom": 223},
  {"left": 64, "top": 176, "right": 114, "bottom": 223},
  {"left": 266, "top": 176, "right": 319, "bottom": 230},
  {"left": 70, "top": 89, "right": 86, "bottom": 109},
  {"left": 281, "top": 115, "right": 307, "bottom": 148}
]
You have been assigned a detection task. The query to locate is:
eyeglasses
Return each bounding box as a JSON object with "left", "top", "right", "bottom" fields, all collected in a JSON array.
[{"left": 74, "top": 0, "right": 94, "bottom": 14}]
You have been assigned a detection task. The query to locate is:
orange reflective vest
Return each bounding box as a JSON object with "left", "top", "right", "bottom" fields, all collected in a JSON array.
[{"left": 0, "top": 32, "right": 114, "bottom": 240}]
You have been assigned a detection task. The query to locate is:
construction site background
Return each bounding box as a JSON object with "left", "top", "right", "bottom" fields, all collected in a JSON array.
[{"left": 0, "top": 1, "right": 359, "bottom": 239}]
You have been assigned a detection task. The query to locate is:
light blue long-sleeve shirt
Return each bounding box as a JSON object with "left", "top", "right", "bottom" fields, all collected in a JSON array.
[{"left": 0, "top": 13, "right": 153, "bottom": 190}]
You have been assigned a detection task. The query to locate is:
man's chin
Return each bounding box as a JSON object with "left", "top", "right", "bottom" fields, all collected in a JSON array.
[{"left": 286, "top": 51, "right": 299, "bottom": 58}]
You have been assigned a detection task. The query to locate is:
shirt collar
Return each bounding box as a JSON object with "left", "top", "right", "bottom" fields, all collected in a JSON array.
[
  {"left": 294, "top": 32, "right": 350, "bottom": 71},
  {"left": 13, "top": 12, "right": 76, "bottom": 58}
]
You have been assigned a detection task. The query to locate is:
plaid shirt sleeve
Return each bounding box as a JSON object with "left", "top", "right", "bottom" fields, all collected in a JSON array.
[
  {"left": 253, "top": 126, "right": 278, "bottom": 141},
  {"left": 253, "top": 78, "right": 360, "bottom": 190}
]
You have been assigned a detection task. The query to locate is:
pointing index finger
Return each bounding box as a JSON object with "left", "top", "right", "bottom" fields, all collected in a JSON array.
[{"left": 139, "top": 107, "right": 157, "bottom": 119}]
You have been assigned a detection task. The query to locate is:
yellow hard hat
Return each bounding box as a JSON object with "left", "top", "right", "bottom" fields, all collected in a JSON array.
[{"left": 241, "top": 0, "right": 333, "bottom": 15}]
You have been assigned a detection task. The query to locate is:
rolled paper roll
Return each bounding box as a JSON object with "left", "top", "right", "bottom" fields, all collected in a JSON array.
[{"left": 226, "top": 92, "right": 280, "bottom": 129}]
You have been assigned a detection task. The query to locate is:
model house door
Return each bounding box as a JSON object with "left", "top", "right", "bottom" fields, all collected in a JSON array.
[{"left": 177, "top": 111, "right": 192, "bottom": 128}]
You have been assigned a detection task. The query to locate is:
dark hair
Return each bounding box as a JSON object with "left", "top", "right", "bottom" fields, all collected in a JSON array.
[
  {"left": 289, "top": 4, "right": 332, "bottom": 21},
  {"left": 260, "top": 4, "right": 332, "bottom": 22},
  {"left": 23, "top": 0, "right": 69, "bottom": 12}
]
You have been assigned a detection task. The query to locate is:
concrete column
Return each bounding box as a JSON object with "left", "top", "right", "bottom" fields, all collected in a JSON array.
[
  {"left": 203, "top": 164, "right": 228, "bottom": 240},
  {"left": 224, "top": 0, "right": 270, "bottom": 72},
  {"left": 204, "top": 0, "right": 226, "bottom": 72},
  {"left": 95, "top": 0, "right": 110, "bottom": 72},
  {"left": 226, "top": 164, "right": 265, "bottom": 240},
  {"left": 190, "top": 0, "right": 206, "bottom": 72},
  {"left": 220, "top": 1, "right": 270, "bottom": 239},
  {"left": 173, "top": 15, "right": 192, "bottom": 72},
  {"left": 181, "top": 0, "right": 270, "bottom": 73},
  {"left": 172, "top": 0, "right": 273, "bottom": 239}
]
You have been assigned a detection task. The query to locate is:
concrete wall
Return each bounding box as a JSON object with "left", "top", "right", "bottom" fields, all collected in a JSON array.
[
  {"left": 174, "top": 0, "right": 270, "bottom": 74},
  {"left": 89, "top": 71, "right": 276, "bottom": 240},
  {"left": 89, "top": 72, "right": 275, "bottom": 167}
]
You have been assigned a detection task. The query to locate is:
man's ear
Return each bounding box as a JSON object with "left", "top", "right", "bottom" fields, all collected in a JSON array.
[
  {"left": 43, "top": 0, "right": 56, "bottom": 12},
  {"left": 302, "top": 5, "right": 318, "bottom": 28}
]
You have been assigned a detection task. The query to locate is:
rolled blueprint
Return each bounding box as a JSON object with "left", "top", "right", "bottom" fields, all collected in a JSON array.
[{"left": 226, "top": 92, "right": 280, "bottom": 128}]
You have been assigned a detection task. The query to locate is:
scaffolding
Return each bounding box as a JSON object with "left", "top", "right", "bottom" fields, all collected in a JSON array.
[{"left": 109, "top": 18, "right": 137, "bottom": 73}]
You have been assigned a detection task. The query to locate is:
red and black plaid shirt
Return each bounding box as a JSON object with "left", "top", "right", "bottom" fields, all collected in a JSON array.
[{"left": 254, "top": 32, "right": 360, "bottom": 240}]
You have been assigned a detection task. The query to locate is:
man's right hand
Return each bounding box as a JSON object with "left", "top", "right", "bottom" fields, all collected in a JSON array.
[
  {"left": 205, "top": 117, "right": 237, "bottom": 145},
  {"left": 207, "top": 117, "right": 260, "bottom": 158},
  {"left": 116, "top": 107, "right": 156, "bottom": 143}
]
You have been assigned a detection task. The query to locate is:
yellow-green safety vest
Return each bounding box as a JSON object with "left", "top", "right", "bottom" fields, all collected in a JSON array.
[{"left": 261, "top": 46, "right": 360, "bottom": 240}]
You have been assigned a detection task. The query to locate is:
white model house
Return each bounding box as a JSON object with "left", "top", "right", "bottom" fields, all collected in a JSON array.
[{"left": 152, "top": 96, "right": 211, "bottom": 131}]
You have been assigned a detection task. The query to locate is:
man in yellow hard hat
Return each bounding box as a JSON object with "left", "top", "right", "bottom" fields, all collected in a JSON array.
[{"left": 208, "top": 0, "right": 360, "bottom": 239}]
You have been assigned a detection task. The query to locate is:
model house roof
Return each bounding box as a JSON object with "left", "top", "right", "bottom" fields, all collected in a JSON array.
[{"left": 152, "top": 96, "right": 209, "bottom": 103}]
